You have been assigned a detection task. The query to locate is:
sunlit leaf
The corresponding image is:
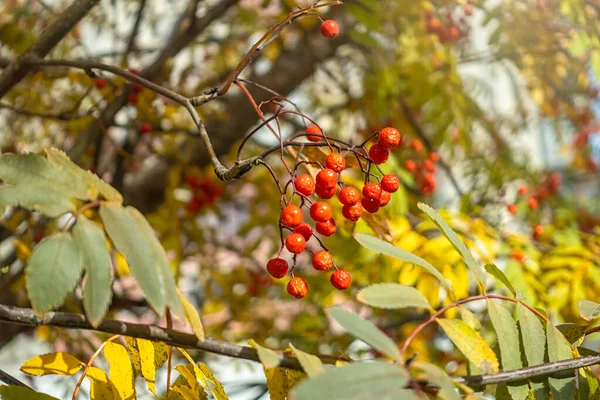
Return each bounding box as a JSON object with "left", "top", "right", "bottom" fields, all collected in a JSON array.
[
  {"left": 484, "top": 263, "right": 517, "bottom": 297},
  {"left": 0, "top": 386, "right": 59, "bottom": 400},
  {"left": 178, "top": 289, "right": 204, "bottom": 341},
  {"left": 459, "top": 306, "right": 481, "bottom": 331},
  {"left": 516, "top": 303, "right": 546, "bottom": 399},
  {"left": 248, "top": 339, "right": 281, "bottom": 368},
  {"left": 137, "top": 338, "right": 157, "bottom": 395},
  {"left": 173, "top": 364, "right": 207, "bottom": 399},
  {"left": 20, "top": 352, "right": 84, "bottom": 376},
  {"left": 86, "top": 366, "right": 120, "bottom": 400},
  {"left": 579, "top": 300, "right": 600, "bottom": 321},
  {"left": 197, "top": 363, "right": 228, "bottom": 400},
  {"left": 356, "top": 283, "right": 432, "bottom": 310},
  {"left": 266, "top": 366, "right": 306, "bottom": 400},
  {"left": 547, "top": 321, "right": 576, "bottom": 399},
  {"left": 557, "top": 323, "right": 588, "bottom": 347},
  {"left": 104, "top": 342, "right": 135, "bottom": 400},
  {"left": 289, "top": 343, "right": 325, "bottom": 377}
]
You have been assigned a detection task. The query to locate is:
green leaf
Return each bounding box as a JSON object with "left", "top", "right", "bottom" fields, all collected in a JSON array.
[
  {"left": 0, "top": 152, "right": 92, "bottom": 200},
  {"left": 354, "top": 233, "right": 454, "bottom": 297},
  {"left": 289, "top": 343, "right": 325, "bottom": 377},
  {"left": 557, "top": 323, "right": 588, "bottom": 347},
  {"left": 25, "top": 233, "right": 83, "bottom": 313},
  {"left": 417, "top": 203, "right": 487, "bottom": 289},
  {"left": 578, "top": 300, "right": 600, "bottom": 321},
  {"left": 484, "top": 263, "right": 517, "bottom": 297},
  {"left": 290, "top": 361, "right": 408, "bottom": 400},
  {"left": 328, "top": 307, "right": 401, "bottom": 361},
  {"left": 356, "top": 283, "right": 432, "bottom": 310},
  {"left": 578, "top": 366, "right": 600, "bottom": 400},
  {"left": 0, "top": 186, "right": 75, "bottom": 217},
  {"left": 486, "top": 300, "right": 528, "bottom": 400},
  {"left": 459, "top": 306, "right": 481, "bottom": 331},
  {"left": 73, "top": 216, "right": 113, "bottom": 327},
  {"left": 412, "top": 362, "right": 459, "bottom": 400},
  {"left": 516, "top": 303, "right": 546, "bottom": 399},
  {"left": 437, "top": 318, "right": 499, "bottom": 375},
  {"left": 0, "top": 386, "right": 59, "bottom": 400},
  {"left": 547, "top": 321, "right": 576, "bottom": 399},
  {"left": 100, "top": 204, "right": 168, "bottom": 315},
  {"left": 248, "top": 339, "right": 281, "bottom": 368}
]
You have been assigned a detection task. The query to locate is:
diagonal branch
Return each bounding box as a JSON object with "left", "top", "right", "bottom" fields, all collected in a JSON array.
[
  {"left": 0, "top": 368, "right": 30, "bottom": 388},
  {"left": 0, "top": 0, "right": 101, "bottom": 99}
]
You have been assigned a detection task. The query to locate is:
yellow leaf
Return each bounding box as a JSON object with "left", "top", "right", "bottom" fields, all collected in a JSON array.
[
  {"left": 114, "top": 251, "right": 130, "bottom": 276},
  {"left": 20, "top": 352, "right": 84, "bottom": 376},
  {"left": 14, "top": 239, "right": 31, "bottom": 262},
  {"left": 265, "top": 367, "right": 306, "bottom": 400},
  {"left": 174, "top": 364, "right": 206, "bottom": 399},
  {"left": 137, "top": 338, "right": 157, "bottom": 395},
  {"left": 197, "top": 363, "right": 228, "bottom": 400},
  {"left": 177, "top": 289, "right": 205, "bottom": 341},
  {"left": 124, "top": 337, "right": 141, "bottom": 375},
  {"left": 153, "top": 341, "right": 170, "bottom": 370},
  {"left": 104, "top": 342, "right": 135, "bottom": 400},
  {"left": 172, "top": 385, "right": 200, "bottom": 400},
  {"left": 86, "top": 366, "right": 120, "bottom": 400}
]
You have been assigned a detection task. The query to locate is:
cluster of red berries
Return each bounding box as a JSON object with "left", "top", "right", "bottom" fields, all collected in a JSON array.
[
  {"left": 506, "top": 172, "right": 561, "bottom": 215},
  {"left": 424, "top": 3, "right": 473, "bottom": 44},
  {"left": 266, "top": 126, "right": 404, "bottom": 298},
  {"left": 185, "top": 174, "right": 224, "bottom": 214},
  {"left": 403, "top": 142, "right": 440, "bottom": 195}
]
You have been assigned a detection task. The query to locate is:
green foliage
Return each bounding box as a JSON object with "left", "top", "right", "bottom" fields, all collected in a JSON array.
[
  {"left": 547, "top": 322, "right": 577, "bottom": 399},
  {"left": 356, "top": 283, "right": 432, "bottom": 310},
  {"left": 289, "top": 343, "right": 325, "bottom": 377}
]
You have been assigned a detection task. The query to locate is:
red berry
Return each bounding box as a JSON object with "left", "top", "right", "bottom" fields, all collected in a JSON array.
[
  {"left": 361, "top": 197, "right": 380, "bottom": 213},
  {"left": 368, "top": 144, "right": 390, "bottom": 165},
  {"left": 381, "top": 174, "right": 400, "bottom": 193},
  {"left": 404, "top": 160, "right": 417, "bottom": 172},
  {"left": 140, "top": 123, "right": 152, "bottom": 134},
  {"left": 411, "top": 139, "right": 424, "bottom": 152},
  {"left": 528, "top": 198, "right": 538, "bottom": 209},
  {"left": 330, "top": 270, "right": 352, "bottom": 290},
  {"left": 316, "top": 218, "right": 336, "bottom": 236},
  {"left": 306, "top": 124, "right": 323, "bottom": 142},
  {"left": 464, "top": 5, "right": 472, "bottom": 16},
  {"left": 128, "top": 93, "right": 139, "bottom": 105},
  {"left": 287, "top": 277, "right": 308, "bottom": 298},
  {"left": 320, "top": 20, "right": 339, "bottom": 38},
  {"left": 338, "top": 186, "right": 361, "bottom": 206},
  {"left": 532, "top": 224, "right": 544, "bottom": 240},
  {"left": 310, "top": 202, "right": 333, "bottom": 222},
  {"left": 187, "top": 196, "right": 204, "bottom": 213},
  {"left": 315, "top": 185, "right": 336, "bottom": 199},
  {"left": 378, "top": 127, "right": 402, "bottom": 149},
  {"left": 95, "top": 78, "right": 107, "bottom": 89},
  {"left": 294, "top": 174, "right": 315, "bottom": 196},
  {"left": 362, "top": 182, "right": 382, "bottom": 200},
  {"left": 325, "top": 153, "right": 346, "bottom": 172},
  {"left": 342, "top": 203, "right": 363, "bottom": 222},
  {"left": 316, "top": 169, "right": 338, "bottom": 190},
  {"left": 428, "top": 152, "right": 439, "bottom": 162},
  {"left": 132, "top": 83, "right": 143, "bottom": 93},
  {"left": 379, "top": 190, "right": 391, "bottom": 207},
  {"left": 423, "top": 160, "right": 436, "bottom": 173},
  {"left": 507, "top": 204, "right": 517, "bottom": 215},
  {"left": 518, "top": 184, "right": 528, "bottom": 196},
  {"left": 510, "top": 251, "right": 525, "bottom": 263},
  {"left": 285, "top": 233, "right": 306, "bottom": 254},
  {"left": 280, "top": 205, "right": 304, "bottom": 228},
  {"left": 294, "top": 223, "right": 313, "bottom": 241},
  {"left": 312, "top": 251, "right": 333, "bottom": 271},
  {"left": 267, "top": 258, "right": 289, "bottom": 279}
]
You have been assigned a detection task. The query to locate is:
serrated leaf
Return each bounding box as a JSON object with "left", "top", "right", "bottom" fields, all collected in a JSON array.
[
  {"left": 412, "top": 361, "right": 459, "bottom": 400},
  {"left": 0, "top": 185, "right": 75, "bottom": 217},
  {"left": 516, "top": 303, "right": 546, "bottom": 399},
  {"left": 486, "top": 300, "right": 528, "bottom": 400},
  {"left": 289, "top": 343, "right": 325, "bottom": 377},
  {"left": 579, "top": 300, "right": 600, "bottom": 321},
  {"left": 357, "top": 283, "right": 432, "bottom": 310},
  {"left": 267, "top": 366, "right": 306, "bottom": 400},
  {"left": 417, "top": 203, "right": 487, "bottom": 290},
  {"left": 459, "top": 306, "right": 481, "bottom": 331},
  {"left": 248, "top": 339, "right": 281, "bottom": 368},
  {"left": 25, "top": 233, "right": 83, "bottom": 313},
  {"left": 354, "top": 233, "right": 454, "bottom": 297},
  {"left": 178, "top": 289, "right": 204, "bottom": 341},
  {"left": 291, "top": 361, "right": 408, "bottom": 400},
  {"left": 437, "top": 318, "right": 499, "bottom": 375},
  {"left": 484, "top": 263, "right": 517, "bottom": 297},
  {"left": 104, "top": 342, "right": 135, "bottom": 400},
  {"left": 99, "top": 204, "right": 166, "bottom": 314},
  {"left": 20, "top": 352, "right": 84, "bottom": 376},
  {"left": 557, "top": 323, "right": 588, "bottom": 347},
  {"left": 136, "top": 338, "right": 157, "bottom": 395},
  {"left": 0, "top": 386, "right": 59, "bottom": 400},
  {"left": 547, "top": 321, "right": 576, "bottom": 399},
  {"left": 86, "top": 366, "right": 120, "bottom": 400},
  {"left": 73, "top": 216, "right": 112, "bottom": 327},
  {"left": 328, "top": 307, "right": 401, "bottom": 361}
]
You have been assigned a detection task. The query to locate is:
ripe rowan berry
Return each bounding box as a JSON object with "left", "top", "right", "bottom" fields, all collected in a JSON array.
[
  {"left": 312, "top": 250, "right": 333, "bottom": 271},
  {"left": 404, "top": 159, "right": 417, "bottom": 172},
  {"left": 325, "top": 153, "right": 346, "bottom": 172},
  {"left": 507, "top": 204, "right": 517, "bottom": 215},
  {"left": 411, "top": 139, "right": 424, "bottom": 152},
  {"left": 294, "top": 223, "right": 313, "bottom": 241},
  {"left": 285, "top": 233, "right": 306, "bottom": 254},
  {"left": 361, "top": 197, "right": 380, "bottom": 213},
  {"left": 362, "top": 182, "right": 382, "bottom": 200},
  {"left": 267, "top": 258, "right": 289, "bottom": 279},
  {"left": 330, "top": 269, "right": 352, "bottom": 290},
  {"left": 316, "top": 218, "right": 336, "bottom": 236},
  {"left": 132, "top": 83, "right": 143, "bottom": 93},
  {"left": 316, "top": 168, "right": 338, "bottom": 190},
  {"left": 310, "top": 202, "right": 333, "bottom": 222},
  {"left": 187, "top": 196, "right": 204, "bottom": 213},
  {"left": 338, "top": 186, "right": 360, "bottom": 206},
  {"left": 510, "top": 251, "right": 525, "bottom": 263},
  {"left": 428, "top": 152, "right": 439, "bottom": 162},
  {"left": 378, "top": 127, "right": 402, "bottom": 149},
  {"left": 287, "top": 277, "right": 308, "bottom": 298},
  {"left": 315, "top": 185, "right": 336, "bottom": 199},
  {"left": 320, "top": 20, "right": 339, "bottom": 38},
  {"left": 294, "top": 174, "right": 315, "bottom": 196},
  {"left": 528, "top": 198, "right": 538, "bottom": 209},
  {"left": 517, "top": 184, "right": 528, "bottom": 196},
  {"left": 423, "top": 160, "right": 436, "bottom": 173},
  {"left": 342, "top": 203, "right": 363, "bottom": 222},
  {"left": 140, "top": 123, "right": 152, "bottom": 134},
  {"left": 280, "top": 205, "right": 304, "bottom": 228},
  {"left": 368, "top": 144, "right": 390, "bottom": 165},
  {"left": 306, "top": 124, "right": 323, "bottom": 142},
  {"left": 128, "top": 93, "right": 139, "bottom": 105},
  {"left": 381, "top": 174, "right": 400, "bottom": 193},
  {"left": 95, "top": 78, "right": 107, "bottom": 89},
  {"left": 379, "top": 190, "right": 391, "bottom": 207},
  {"left": 532, "top": 224, "right": 544, "bottom": 240}
]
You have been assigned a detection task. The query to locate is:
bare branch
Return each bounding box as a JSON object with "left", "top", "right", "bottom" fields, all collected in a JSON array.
[{"left": 0, "top": 368, "right": 30, "bottom": 388}]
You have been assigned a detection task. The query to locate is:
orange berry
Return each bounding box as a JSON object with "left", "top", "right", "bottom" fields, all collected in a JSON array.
[
  {"left": 95, "top": 78, "right": 107, "bottom": 89},
  {"left": 362, "top": 182, "right": 382, "bottom": 200},
  {"left": 517, "top": 184, "right": 528, "bottom": 196},
  {"left": 368, "top": 143, "right": 390, "bottom": 164},
  {"left": 342, "top": 203, "right": 363, "bottom": 222},
  {"left": 320, "top": 20, "right": 339, "bottom": 38},
  {"left": 312, "top": 251, "right": 333, "bottom": 271},
  {"left": 315, "top": 218, "right": 336, "bottom": 236},
  {"left": 378, "top": 127, "right": 402, "bottom": 149},
  {"left": 294, "top": 174, "right": 315, "bottom": 196},
  {"left": 361, "top": 197, "right": 380, "bottom": 213},
  {"left": 316, "top": 168, "right": 338, "bottom": 190},
  {"left": 294, "top": 223, "right": 313, "bottom": 241},
  {"left": 338, "top": 186, "right": 360, "bottom": 206},
  {"left": 325, "top": 153, "right": 346, "bottom": 172},
  {"left": 428, "top": 152, "right": 439, "bottom": 162},
  {"left": 267, "top": 258, "right": 289, "bottom": 279},
  {"left": 423, "top": 160, "right": 436, "bottom": 173},
  {"left": 379, "top": 190, "right": 391, "bottom": 207},
  {"left": 280, "top": 205, "right": 304, "bottom": 228},
  {"left": 381, "top": 174, "right": 400, "bottom": 193},
  {"left": 528, "top": 198, "right": 538, "bottom": 209},
  {"left": 315, "top": 185, "right": 336, "bottom": 199},
  {"left": 305, "top": 124, "right": 323, "bottom": 142},
  {"left": 411, "top": 139, "right": 424, "bottom": 152},
  {"left": 507, "top": 204, "right": 517, "bottom": 215},
  {"left": 404, "top": 159, "right": 417, "bottom": 172},
  {"left": 287, "top": 277, "right": 308, "bottom": 298},
  {"left": 140, "top": 123, "right": 152, "bottom": 134},
  {"left": 310, "top": 202, "right": 333, "bottom": 222},
  {"left": 285, "top": 233, "right": 306, "bottom": 254},
  {"left": 532, "top": 224, "right": 544, "bottom": 240},
  {"left": 510, "top": 251, "right": 525, "bottom": 263},
  {"left": 330, "top": 270, "right": 352, "bottom": 290}
]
